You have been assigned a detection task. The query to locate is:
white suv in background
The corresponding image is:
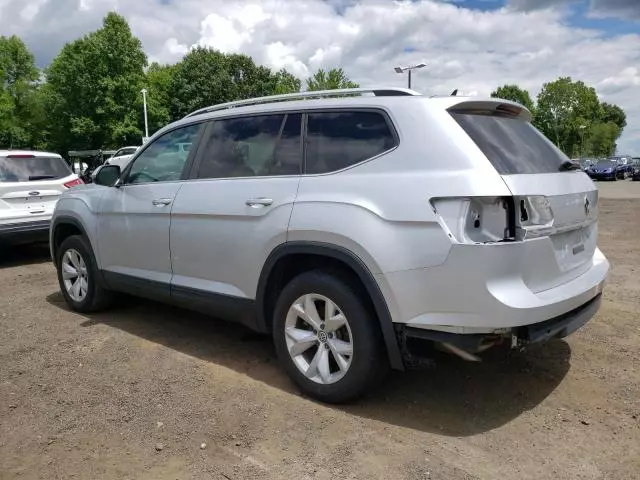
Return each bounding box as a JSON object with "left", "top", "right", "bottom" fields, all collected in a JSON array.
[
  {"left": 1, "top": 150, "right": 82, "bottom": 244},
  {"left": 50, "top": 88, "right": 609, "bottom": 403},
  {"left": 106, "top": 146, "right": 139, "bottom": 169}
]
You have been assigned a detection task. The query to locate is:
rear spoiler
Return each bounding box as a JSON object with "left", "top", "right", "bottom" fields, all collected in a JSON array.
[{"left": 446, "top": 99, "right": 533, "bottom": 122}]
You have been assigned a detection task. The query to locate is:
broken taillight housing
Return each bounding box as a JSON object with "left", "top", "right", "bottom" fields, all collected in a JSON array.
[{"left": 431, "top": 196, "right": 555, "bottom": 244}]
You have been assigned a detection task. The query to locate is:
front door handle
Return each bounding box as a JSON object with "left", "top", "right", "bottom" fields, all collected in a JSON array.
[
  {"left": 152, "top": 198, "right": 173, "bottom": 207},
  {"left": 245, "top": 198, "right": 273, "bottom": 207}
]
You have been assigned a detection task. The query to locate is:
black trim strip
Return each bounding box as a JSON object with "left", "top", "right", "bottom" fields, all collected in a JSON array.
[
  {"left": 102, "top": 271, "right": 171, "bottom": 299},
  {"left": 0, "top": 219, "right": 50, "bottom": 234}
]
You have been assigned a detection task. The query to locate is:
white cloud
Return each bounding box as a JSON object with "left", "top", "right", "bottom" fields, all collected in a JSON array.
[{"left": 0, "top": 0, "right": 639, "bottom": 153}]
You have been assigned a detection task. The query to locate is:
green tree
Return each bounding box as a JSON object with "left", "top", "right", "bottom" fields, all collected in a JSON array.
[
  {"left": 586, "top": 122, "right": 619, "bottom": 158},
  {"left": 0, "top": 35, "right": 41, "bottom": 149},
  {"left": 600, "top": 102, "right": 626, "bottom": 131},
  {"left": 272, "top": 68, "right": 301, "bottom": 94},
  {"left": 490, "top": 84, "right": 535, "bottom": 113},
  {"left": 170, "top": 47, "right": 294, "bottom": 118},
  {"left": 306, "top": 68, "right": 359, "bottom": 91},
  {"left": 535, "top": 77, "right": 601, "bottom": 156},
  {"left": 45, "top": 12, "right": 147, "bottom": 152},
  {"left": 142, "top": 62, "right": 177, "bottom": 132}
]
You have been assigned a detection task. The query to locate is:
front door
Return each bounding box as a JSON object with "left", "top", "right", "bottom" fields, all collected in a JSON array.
[
  {"left": 96, "top": 123, "right": 203, "bottom": 296},
  {"left": 169, "top": 113, "right": 303, "bottom": 322}
]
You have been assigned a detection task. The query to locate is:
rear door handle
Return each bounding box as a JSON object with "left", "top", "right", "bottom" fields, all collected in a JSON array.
[
  {"left": 245, "top": 198, "right": 273, "bottom": 207},
  {"left": 152, "top": 198, "right": 173, "bottom": 206}
]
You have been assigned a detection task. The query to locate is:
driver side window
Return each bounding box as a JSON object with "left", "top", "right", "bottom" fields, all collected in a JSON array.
[{"left": 126, "top": 123, "right": 201, "bottom": 184}]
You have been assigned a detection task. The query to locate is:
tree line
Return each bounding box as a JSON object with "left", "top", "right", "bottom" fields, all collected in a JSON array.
[
  {"left": 1, "top": 12, "right": 627, "bottom": 159},
  {"left": 491, "top": 82, "right": 627, "bottom": 158},
  {"left": 0, "top": 12, "right": 358, "bottom": 155}
]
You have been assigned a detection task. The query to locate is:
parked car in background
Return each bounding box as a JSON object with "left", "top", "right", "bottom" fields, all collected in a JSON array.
[
  {"left": 50, "top": 87, "right": 609, "bottom": 403},
  {"left": 587, "top": 160, "right": 618, "bottom": 181},
  {"left": 1, "top": 150, "right": 82, "bottom": 245},
  {"left": 579, "top": 158, "right": 595, "bottom": 172},
  {"left": 632, "top": 158, "right": 640, "bottom": 181},
  {"left": 609, "top": 155, "right": 632, "bottom": 179},
  {"left": 106, "top": 146, "right": 139, "bottom": 170}
]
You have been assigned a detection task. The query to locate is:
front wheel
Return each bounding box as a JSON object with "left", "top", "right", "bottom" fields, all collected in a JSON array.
[
  {"left": 56, "top": 235, "right": 113, "bottom": 313},
  {"left": 273, "top": 270, "right": 387, "bottom": 403}
]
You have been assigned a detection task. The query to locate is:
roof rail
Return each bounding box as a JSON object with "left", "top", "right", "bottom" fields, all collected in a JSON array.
[{"left": 184, "top": 87, "right": 421, "bottom": 118}]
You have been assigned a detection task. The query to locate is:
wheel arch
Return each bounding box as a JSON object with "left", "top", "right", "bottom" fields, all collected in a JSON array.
[
  {"left": 256, "top": 241, "right": 404, "bottom": 370},
  {"left": 50, "top": 216, "right": 89, "bottom": 267}
]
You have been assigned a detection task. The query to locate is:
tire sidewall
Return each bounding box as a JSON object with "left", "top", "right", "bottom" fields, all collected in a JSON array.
[
  {"left": 273, "top": 270, "right": 385, "bottom": 403},
  {"left": 56, "top": 235, "right": 101, "bottom": 312}
]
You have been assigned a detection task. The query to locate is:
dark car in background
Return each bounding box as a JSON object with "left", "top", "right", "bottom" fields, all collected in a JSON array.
[
  {"left": 632, "top": 158, "right": 640, "bottom": 181},
  {"left": 588, "top": 160, "right": 618, "bottom": 181},
  {"left": 610, "top": 156, "right": 633, "bottom": 179}
]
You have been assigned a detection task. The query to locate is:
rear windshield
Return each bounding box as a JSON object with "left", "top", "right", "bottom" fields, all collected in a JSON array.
[
  {"left": 0, "top": 156, "right": 72, "bottom": 182},
  {"left": 450, "top": 112, "right": 568, "bottom": 175}
]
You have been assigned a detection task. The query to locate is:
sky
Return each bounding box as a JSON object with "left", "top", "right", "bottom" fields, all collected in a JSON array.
[{"left": 0, "top": 0, "right": 639, "bottom": 154}]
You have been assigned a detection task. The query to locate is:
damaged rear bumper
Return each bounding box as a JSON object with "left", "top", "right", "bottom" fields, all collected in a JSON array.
[{"left": 397, "top": 294, "right": 602, "bottom": 365}]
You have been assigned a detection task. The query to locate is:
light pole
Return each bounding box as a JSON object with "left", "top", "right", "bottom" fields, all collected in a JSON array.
[
  {"left": 579, "top": 124, "right": 587, "bottom": 157},
  {"left": 141, "top": 88, "right": 149, "bottom": 142},
  {"left": 394, "top": 63, "right": 426, "bottom": 89}
]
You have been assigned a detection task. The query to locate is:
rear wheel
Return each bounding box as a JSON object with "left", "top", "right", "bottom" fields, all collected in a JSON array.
[
  {"left": 56, "top": 235, "right": 113, "bottom": 313},
  {"left": 273, "top": 270, "right": 387, "bottom": 403}
]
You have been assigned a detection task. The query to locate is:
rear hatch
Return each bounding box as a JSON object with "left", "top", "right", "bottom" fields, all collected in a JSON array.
[
  {"left": 0, "top": 154, "right": 78, "bottom": 224},
  {"left": 449, "top": 103, "right": 598, "bottom": 292}
]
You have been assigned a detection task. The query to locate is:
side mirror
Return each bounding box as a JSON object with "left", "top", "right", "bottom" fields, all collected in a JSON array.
[{"left": 94, "top": 164, "right": 121, "bottom": 186}]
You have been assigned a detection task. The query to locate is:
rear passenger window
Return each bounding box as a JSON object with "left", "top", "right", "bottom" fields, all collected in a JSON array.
[
  {"left": 196, "top": 114, "right": 302, "bottom": 179},
  {"left": 305, "top": 111, "right": 396, "bottom": 174}
]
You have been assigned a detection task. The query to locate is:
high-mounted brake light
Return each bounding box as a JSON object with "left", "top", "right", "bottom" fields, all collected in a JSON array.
[
  {"left": 6, "top": 154, "right": 35, "bottom": 158},
  {"left": 64, "top": 178, "right": 84, "bottom": 188}
]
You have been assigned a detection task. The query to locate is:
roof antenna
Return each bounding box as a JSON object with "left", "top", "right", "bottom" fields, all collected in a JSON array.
[{"left": 450, "top": 89, "right": 458, "bottom": 96}]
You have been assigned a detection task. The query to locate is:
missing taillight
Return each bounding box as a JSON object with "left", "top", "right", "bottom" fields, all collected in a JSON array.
[{"left": 432, "top": 196, "right": 514, "bottom": 244}]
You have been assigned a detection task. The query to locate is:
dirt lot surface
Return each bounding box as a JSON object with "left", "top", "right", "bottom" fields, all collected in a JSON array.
[{"left": 1, "top": 182, "right": 639, "bottom": 480}]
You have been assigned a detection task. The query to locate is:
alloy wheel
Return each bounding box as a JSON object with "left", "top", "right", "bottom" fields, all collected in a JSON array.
[
  {"left": 284, "top": 293, "right": 354, "bottom": 384},
  {"left": 61, "top": 248, "right": 89, "bottom": 302}
]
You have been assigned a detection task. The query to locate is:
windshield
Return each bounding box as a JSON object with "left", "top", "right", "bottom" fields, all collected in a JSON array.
[
  {"left": 596, "top": 161, "right": 616, "bottom": 167},
  {"left": 450, "top": 112, "right": 569, "bottom": 174},
  {"left": 0, "top": 156, "right": 72, "bottom": 182}
]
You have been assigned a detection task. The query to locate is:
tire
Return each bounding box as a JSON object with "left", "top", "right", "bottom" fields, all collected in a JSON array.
[
  {"left": 56, "top": 235, "right": 113, "bottom": 313},
  {"left": 272, "top": 270, "right": 387, "bottom": 403}
]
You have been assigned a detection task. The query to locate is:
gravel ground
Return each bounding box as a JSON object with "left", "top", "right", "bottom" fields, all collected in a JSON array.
[{"left": 1, "top": 181, "right": 639, "bottom": 480}]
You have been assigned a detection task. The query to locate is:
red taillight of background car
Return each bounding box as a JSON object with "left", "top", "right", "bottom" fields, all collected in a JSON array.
[{"left": 64, "top": 178, "right": 84, "bottom": 188}]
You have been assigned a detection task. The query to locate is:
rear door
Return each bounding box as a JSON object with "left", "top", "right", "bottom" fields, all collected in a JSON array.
[
  {"left": 169, "top": 112, "right": 302, "bottom": 315},
  {"left": 449, "top": 105, "right": 598, "bottom": 292},
  {"left": 0, "top": 154, "right": 78, "bottom": 225}
]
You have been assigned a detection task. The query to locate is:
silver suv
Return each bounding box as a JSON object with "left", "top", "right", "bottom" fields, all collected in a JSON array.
[{"left": 50, "top": 88, "right": 609, "bottom": 403}]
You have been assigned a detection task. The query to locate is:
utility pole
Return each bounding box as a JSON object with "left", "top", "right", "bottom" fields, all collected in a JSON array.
[
  {"left": 141, "top": 88, "right": 149, "bottom": 143},
  {"left": 579, "top": 124, "right": 587, "bottom": 157},
  {"left": 394, "top": 63, "right": 426, "bottom": 89}
]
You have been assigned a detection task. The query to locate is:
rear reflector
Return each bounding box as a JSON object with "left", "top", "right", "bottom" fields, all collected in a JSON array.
[{"left": 64, "top": 178, "right": 84, "bottom": 188}]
